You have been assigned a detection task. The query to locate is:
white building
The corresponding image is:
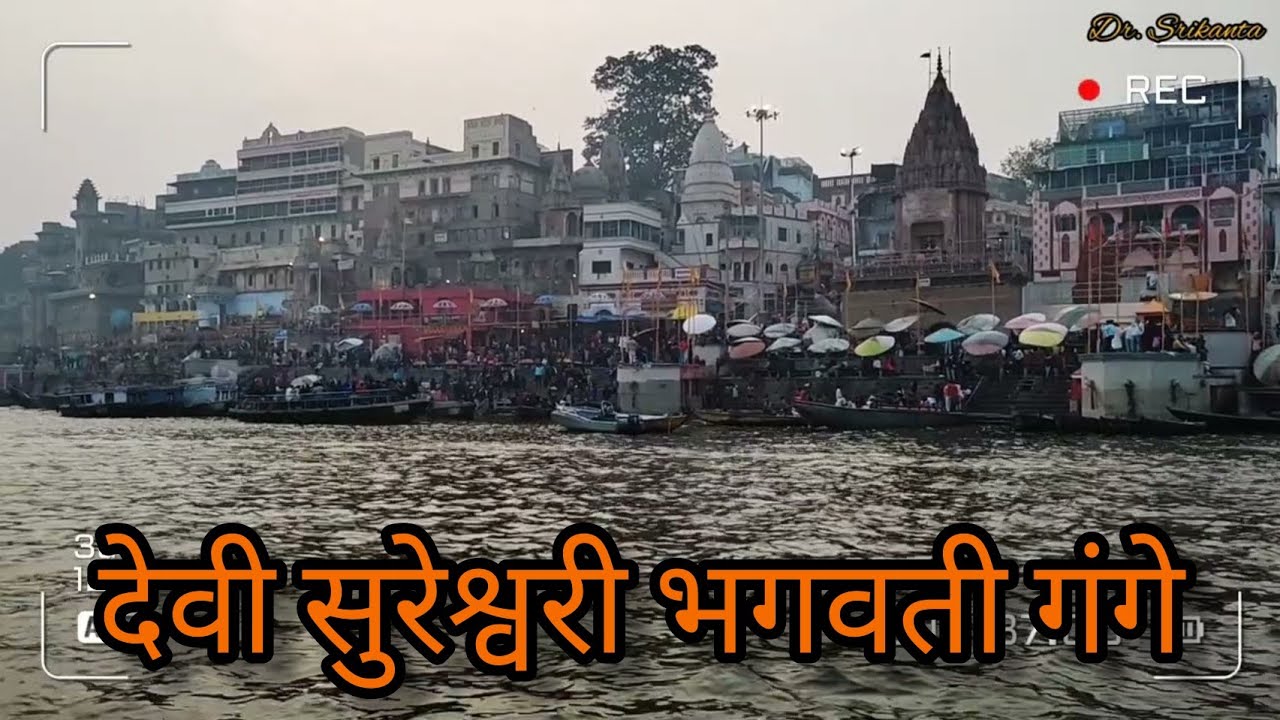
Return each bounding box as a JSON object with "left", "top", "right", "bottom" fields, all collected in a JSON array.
[{"left": 674, "top": 120, "right": 814, "bottom": 316}]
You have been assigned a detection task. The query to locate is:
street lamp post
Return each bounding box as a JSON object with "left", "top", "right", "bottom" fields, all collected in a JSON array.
[
  {"left": 746, "top": 104, "right": 779, "bottom": 315},
  {"left": 840, "top": 145, "right": 863, "bottom": 270}
]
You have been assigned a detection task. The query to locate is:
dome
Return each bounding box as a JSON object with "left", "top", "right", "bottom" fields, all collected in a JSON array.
[
  {"left": 680, "top": 120, "right": 737, "bottom": 208},
  {"left": 571, "top": 163, "right": 608, "bottom": 203}
]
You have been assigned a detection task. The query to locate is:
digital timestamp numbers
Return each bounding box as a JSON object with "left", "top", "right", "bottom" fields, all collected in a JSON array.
[{"left": 70, "top": 533, "right": 113, "bottom": 645}]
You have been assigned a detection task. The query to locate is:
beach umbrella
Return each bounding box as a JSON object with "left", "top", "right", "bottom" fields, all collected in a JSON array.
[
  {"left": 533, "top": 294, "right": 556, "bottom": 306},
  {"left": 1252, "top": 345, "right": 1280, "bottom": 385},
  {"left": 389, "top": 301, "right": 414, "bottom": 312},
  {"left": 372, "top": 343, "right": 401, "bottom": 361},
  {"left": 1070, "top": 313, "right": 1102, "bottom": 331},
  {"left": 803, "top": 325, "right": 839, "bottom": 342},
  {"left": 956, "top": 313, "right": 1000, "bottom": 335},
  {"left": 853, "top": 335, "right": 896, "bottom": 358},
  {"left": 908, "top": 297, "right": 947, "bottom": 315},
  {"left": 335, "top": 338, "right": 363, "bottom": 352},
  {"left": 729, "top": 338, "right": 767, "bottom": 360},
  {"left": 924, "top": 327, "right": 966, "bottom": 344},
  {"left": 1004, "top": 312, "right": 1046, "bottom": 330},
  {"left": 290, "top": 374, "right": 323, "bottom": 387},
  {"left": 433, "top": 298, "right": 458, "bottom": 311},
  {"left": 962, "top": 330, "right": 1009, "bottom": 356},
  {"left": 884, "top": 314, "right": 919, "bottom": 333},
  {"left": 730, "top": 336, "right": 762, "bottom": 345},
  {"left": 307, "top": 304, "right": 332, "bottom": 315},
  {"left": 850, "top": 317, "right": 884, "bottom": 336},
  {"left": 809, "top": 337, "right": 852, "bottom": 355},
  {"left": 1053, "top": 305, "right": 1091, "bottom": 328},
  {"left": 767, "top": 337, "right": 803, "bottom": 353},
  {"left": 726, "top": 323, "right": 762, "bottom": 339},
  {"left": 763, "top": 322, "right": 796, "bottom": 339},
  {"left": 1168, "top": 291, "right": 1219, "bottom": 302},
  {"left": 1020, "top": 322, "right": 1070, "bottom": 348},
  {"left": 808, "top": 314, "right": 843, "bottom": 330},
  {"left": 350, "top": 302, "right": 374, "bottom": 313},
  {"left": 622, "top": 305, "right": 647, "bottom": 317},
  {"left": 682, "top": 313, "right": 716, "bottom": 335},
  {"left": 480, "top": 297, "right": 509, "bottom": 309}
]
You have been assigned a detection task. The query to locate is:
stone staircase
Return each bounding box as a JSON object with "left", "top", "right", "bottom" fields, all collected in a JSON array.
[
  {"left": 1011, "top": 375, "right": 1072, "bottom": 417},
  {"left": 962, "top": 376, "right": 1020, "bottom": 414}
]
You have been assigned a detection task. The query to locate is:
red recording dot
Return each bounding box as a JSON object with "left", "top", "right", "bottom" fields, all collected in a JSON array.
[{"left": 1078, "top": 78, "right": 1101, "bottom": 102}]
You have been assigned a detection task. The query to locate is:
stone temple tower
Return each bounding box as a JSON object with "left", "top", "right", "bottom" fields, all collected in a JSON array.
[
  {"left": 599, "top": 135, "right": 629, "bottom": 202},
  {"left": 70, "top": 178, "right": 101, "bottom": 272},
  {"left": 894, "top": 57, "right": 988, "bottom": 257}
]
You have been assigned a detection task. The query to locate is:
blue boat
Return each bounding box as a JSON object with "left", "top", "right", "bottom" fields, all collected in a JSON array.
[{"left": 58, "top": 380, "right": 236, "bottom": 418}]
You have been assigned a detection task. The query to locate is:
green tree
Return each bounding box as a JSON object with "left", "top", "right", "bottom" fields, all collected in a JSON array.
[
  {"left": 999, "top": 137, "right": 1054, "bottom": 188},
  {"left": 583, "top": 44, "right": 719, "bottom": 198}
]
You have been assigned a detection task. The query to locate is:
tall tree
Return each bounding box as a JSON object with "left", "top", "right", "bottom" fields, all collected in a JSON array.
[
  {"left": 583, "top": 45, "right": 719, "bottom": 198},
  {"left": 999, "top": 137, "right": 1054, "bottom": 188}
]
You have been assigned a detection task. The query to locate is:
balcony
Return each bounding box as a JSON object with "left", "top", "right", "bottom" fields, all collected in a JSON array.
[
  {"left": 850, "top": 253, "right": 1029, "bottom": 282},
  {"left": 622, "top": 266, "right": 722, "bottom": 285}
]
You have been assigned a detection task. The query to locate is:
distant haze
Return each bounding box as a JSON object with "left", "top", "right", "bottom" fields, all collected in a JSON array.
[{"left": 3, "top": 0, "right": 1277, "bottom": 246}]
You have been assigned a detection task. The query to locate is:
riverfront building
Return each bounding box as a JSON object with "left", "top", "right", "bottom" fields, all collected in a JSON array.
[{"left": 1026, "top": 77, "right": 1278, "bottom": 328}]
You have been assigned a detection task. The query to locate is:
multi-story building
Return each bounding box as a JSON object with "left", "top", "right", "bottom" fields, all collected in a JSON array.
[
  {"left": 1027, "top": 76, "right": 1277, "bottom": 326},
  {"left": 815, "top": 170, "right": 882, "bottom": 210},
  {"left": 727, "top": 144, "right": 816, "bottom": 202},
  {"left": 984, "top": 173, "right": 1032, "bottom": 260},
  {"left": 354, "top": 114, "right": 551, "bottom": 289}
]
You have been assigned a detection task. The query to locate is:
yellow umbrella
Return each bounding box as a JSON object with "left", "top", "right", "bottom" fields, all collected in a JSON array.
[
  {"left": 669, "top": 303, "right": 699, "bottom": 320},
  {"left": 854, "top": 334, "right": 896, "bottom": 358},
  {"left": 1019, "top": 322, "right": 1069, "bottom": 348}
]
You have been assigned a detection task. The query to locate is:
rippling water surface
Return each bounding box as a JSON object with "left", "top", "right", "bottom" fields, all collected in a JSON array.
[{"left": 0, "top": 408, "right": 1276, "bottom": 719}]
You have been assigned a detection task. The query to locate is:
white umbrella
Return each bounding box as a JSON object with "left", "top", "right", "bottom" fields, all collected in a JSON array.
[
  {"left": 372, "top": 343, "right": 401, "bottom": 361},
  {"left": 956, "top": 313, "right": 1000, "bottom": 335},
  {"left": 808, "top": 314, "right": 843, "bottom": 329},
  {"left": 480, "top": 297, "right": 509, "bottom": 309},
  {"left": 763, "top": 322, "right": 796, "bottom": 339},
  {"left": 335, "top": 338, "right": 363, "bottom": 352},
  {"left": 1004, "top": 312, "right": 1047, "bottom": 330},
  {"left": 389, "top": 301, "right": 414, "bottom": 312},
  {"left": 809, "top": 337, "right": 851, "bottom": 354},
  {"left": 767, "top": 337, "right": 802, "bottom": 353},
  {"left": 851, "top": 317, "right": 884, "bottom": 332},
  {"left": 290, "top": 374, "right": 323, "bottom": 387},
  {"left": 726, "top": 323, "right": 762, "bottom": 339},
  {"left": 307, "top": 304, "right": 332, "bottom": 315},
  {"left": 803, "top": 325, "right": 839, "bottom": 342},
  {"left": 730, "top": 336, "right": 762, "bottom": 345},
  {"left": 433, "top": 298, "right": 458, "bottom": 311},
  {"left": 682, "top": 313, "right": 716, "bottom": 335},
  {"left": 883, "top": 315, "right": 919, "bottom": 333},
  {"left": 1252, "top": 344, "right": 1280, "bottom": 385},
  {"left": 962, "top": 331, "right": 1010, "bottom": 356}
]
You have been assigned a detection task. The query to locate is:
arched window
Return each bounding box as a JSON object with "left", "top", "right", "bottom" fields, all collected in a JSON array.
[
  {"left": 765, "top": 262, "right": 774, "bottom": 276},
  {"left": 404, "top": 267, "right": 415, "bottom": 287},
  {"left": 564, "top": 258, "right": 576, "bottom": 275},
  {"left": 1219, "top": 229, "right": 1228, "bottom": 254},
  {"left": 391, "top": 267, "right": 402, "bottom": 287},
  {"left": 566, "top": 212, "right": 579, "bottom": 237},
  {"left": 779, "top": 263, "right": 789, "bottom": 276},
  {"left": 1171, "top": 204, "right": 1201, "bottom": 231},
  {"left": 1060, "top": 234, "right": 1071, "bottom": 266}
]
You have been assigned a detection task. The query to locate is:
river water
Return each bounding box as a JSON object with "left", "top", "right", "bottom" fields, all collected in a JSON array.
[{"left": 0, "top": 407, "right": 1275, "bottom": 719}]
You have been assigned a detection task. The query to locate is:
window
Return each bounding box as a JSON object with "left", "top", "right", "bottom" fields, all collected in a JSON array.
[
  {"left": 392, "top": 154, "right": 399, "bottom": 168},
  {"left": 514, "top": 142, "right": 521, "bottom": 156},
  {"left": 278, "top": 229, "right": 285, "bottom": 243},
  {"left": 765, "top": 262, "right": 774, "bottom": 276},
  {"left": 1219, "top": 229, "right": 1228, "bottom": 254},
  {"left": 442, "top": 177, "right": 452, "bottom": 193},
  {"left": 778, "top": 227, "right": 788, "bottom": 243},
  {"left": 193, "top": 259, "right": 200, "bottom": 269},
  {"left": 259, "top": 231, "right": 266, "bottom": 243},
  {"left": 267, "top": 272, "right": 274, "bottom": 286},
  {"left": 472, "top": 205, "right": 479, "bottom": 219},
  {"left": 418, "top": 232, "right": 426, "bottom": 246},
  {"left": 743, "top": 262, "right": 753, "bottom": 281},
  {"left": 1060, "top": 234, "right": 1071, "bottom": 266},
  {"left": 780, "top": 263, "right": 789, "bottom": 275},
  {"left": 351, "top": 196, "right": 360, "bottom": 211},
  {"left": 230, "top": 233, "right": 237, "bottom": 245},
  {"left": 591, "top": 260, "right": 612, "bottom": 275},
  {"left": 705, "top": 232, "right": 714, "bottom": 247},
  {"left": 491, "top": 141, "right": 500, "bottom": 156},
  {"left": 733, "top": 262, "right": 742, "bottom": 281},
  {"left": 329, "top": 225, "right": 336, "bottom": 240},
  {"left": 493, "top": 203, "right": 500, "bottom": 218},
  {"left": 430, "top": 178, "right": 439, "bottom": 194},
  {"left": 418, "top": 180, "right": 426, "bottom": 195},
  {"left": 248, "top": 273, "right": 255, "bottom": 288},
  {"left": 471, "top": 145, "right": 479, "bottom": 159},
  {"left": 372, "top": 157, "right": 381, "bottom": 170}
]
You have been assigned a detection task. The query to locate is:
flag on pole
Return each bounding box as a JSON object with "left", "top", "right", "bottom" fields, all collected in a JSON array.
[
  {"left": 989, "top": 261, "right": 1001, "bottom": 284},
  {"left": 845, "top": 269, "right": 852, "bottom": 292},
  {"left": 919, "top": 51, "right": 930, "bottom": 58}
]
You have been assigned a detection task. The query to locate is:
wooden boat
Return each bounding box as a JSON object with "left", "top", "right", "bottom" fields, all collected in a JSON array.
[
  {"left": 550, "top": 405, "right": 688, "bottom": 434},
  {"left": 1013, "top": 412, "right": 1206, "bottom": 436},
  {"left": 5, "top": 387, "right": 38, "bottom": 409},
  {"left": 425, "top": 400, "right": 476, "bottom": 419},
  {"left": 697, "top": 409, "right": 805, "bottom": 428},
  {"left": 58, "top": 382, "right": 236, "bottom": 418},
  {"left": 791, "top": 400, "right": 1000, "bottom": 430},
  {"left": 1166, "top": 406, "right": 1280, "bottom": 433},
  {"left": 229, "top": 390, "right": 432, "bottom": 425}
]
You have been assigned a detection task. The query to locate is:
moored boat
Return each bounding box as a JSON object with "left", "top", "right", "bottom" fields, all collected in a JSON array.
[
  {"left": 1012, "top": 412, "right": 1206, "bottom": 436},
  {"left": 696, "top": 409, "right": 805, "bottom": 428},
  {"left": 1166, "top": 406, "right": 1280, "bottom": 433},
  {"left": 792, "top": 400, "right": 1001, "bottom": 430},
  {"left": 57, "top": 381, "right": 237, "bottom": 418},
  {"left": 550, "top": 405, "right": 688, "bottom": 434},
  {"left": 229, "top": 390, "right": 432, "bottom": 425}
]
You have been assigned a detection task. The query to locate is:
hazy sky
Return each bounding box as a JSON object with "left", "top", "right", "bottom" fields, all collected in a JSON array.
[{"left": 3, "top": 1, "right": 1277, "bottom": 247}]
